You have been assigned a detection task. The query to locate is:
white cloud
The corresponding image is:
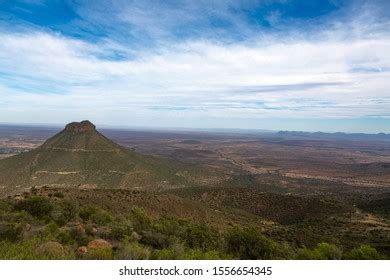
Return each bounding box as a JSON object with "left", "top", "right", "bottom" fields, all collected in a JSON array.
[{"left": 0, "top": 17, "right": 390, "bottom": 128}]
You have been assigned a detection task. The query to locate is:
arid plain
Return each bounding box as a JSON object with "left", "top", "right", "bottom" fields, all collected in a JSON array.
[{"left": 0, "top": 124, "right": 389, "bottom": 259}]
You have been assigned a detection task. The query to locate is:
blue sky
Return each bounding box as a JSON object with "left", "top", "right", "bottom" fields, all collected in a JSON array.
[{"left": 0, "top": 0, "right": 389, "bottom": 133}]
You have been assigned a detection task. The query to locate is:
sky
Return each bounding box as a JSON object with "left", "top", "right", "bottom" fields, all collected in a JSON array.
[{"left": 0, "top": 0, "right": 389, "bottom": 133}]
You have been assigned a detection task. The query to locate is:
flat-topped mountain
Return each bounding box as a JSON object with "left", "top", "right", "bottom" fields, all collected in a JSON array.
[
  {"left": 42, "top": 120, "right": 122, "bottom": 151},
  {"left": 0, "top": 121, "right": 187, "bottom": 192}
]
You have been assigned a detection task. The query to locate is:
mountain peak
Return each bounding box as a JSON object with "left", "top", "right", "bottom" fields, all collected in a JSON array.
[
  {"left": 0, "top": 120, "right": 182, "bottom": 190},
  {"left": 64, "top": 120, "right": 96, "bottom": 133}
]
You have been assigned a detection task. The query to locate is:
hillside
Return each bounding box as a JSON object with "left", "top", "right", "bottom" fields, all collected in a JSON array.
[{"left": 0, "top": 121, "right": 195, "bottom": 193}]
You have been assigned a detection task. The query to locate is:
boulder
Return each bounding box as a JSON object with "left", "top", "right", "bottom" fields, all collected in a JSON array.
[
  {"left": 87, "top": 239, "right": 112, "bottom": 250},
  {"left": 76, "top": 246, "right": 88, "bottom": 255}
]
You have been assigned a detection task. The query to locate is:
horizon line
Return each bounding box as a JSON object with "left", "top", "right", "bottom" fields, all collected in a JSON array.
[{"left": 0, "top": 121, "right": 388, "bottom": 136}]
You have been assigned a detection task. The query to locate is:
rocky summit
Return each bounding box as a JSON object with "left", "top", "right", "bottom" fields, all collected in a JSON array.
[{"left": 64, "top": 120, "right": 96, "bottom": 133}]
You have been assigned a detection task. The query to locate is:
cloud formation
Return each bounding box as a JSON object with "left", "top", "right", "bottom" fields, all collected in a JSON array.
[{"left": 0, "top": 0, "right": 389, "bottom": 132}]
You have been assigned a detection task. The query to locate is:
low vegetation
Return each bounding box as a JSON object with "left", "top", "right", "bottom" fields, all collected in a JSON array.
[{"left": 0, "top": 191, "right": 387, "bottom": 260}]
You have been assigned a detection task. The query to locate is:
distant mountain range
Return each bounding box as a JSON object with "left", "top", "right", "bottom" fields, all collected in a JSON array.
[{"left": 277, "top": 131, "right": 390, "bottom": 141}]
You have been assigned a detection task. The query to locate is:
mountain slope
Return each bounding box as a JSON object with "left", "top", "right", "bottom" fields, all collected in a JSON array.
[{"left": 0, "top": 121, "right": 189, "bottom": 191}]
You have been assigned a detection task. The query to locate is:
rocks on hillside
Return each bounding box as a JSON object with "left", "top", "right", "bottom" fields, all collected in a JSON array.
[
  {"left": 87, "top": 239, "right": 112, "bottom": 250},
  {"left": 76, "top": 246, "right": 88, "bottom": 256}
]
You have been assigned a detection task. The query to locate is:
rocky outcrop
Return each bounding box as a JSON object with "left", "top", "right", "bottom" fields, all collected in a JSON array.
[
  {"left": 87, "top": 239, "right": 112, "bottom": 250},
  {"left": 65, "top": 120, "right": 96, "bottom": 133}
]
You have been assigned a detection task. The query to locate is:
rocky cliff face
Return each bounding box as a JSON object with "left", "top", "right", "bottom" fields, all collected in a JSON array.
[{"left": 64, "top": 120, "right": 96, "bottom": 133}]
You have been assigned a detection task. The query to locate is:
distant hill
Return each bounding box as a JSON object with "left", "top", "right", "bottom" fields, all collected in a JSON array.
[
  {"left": 0, "top": 121, "right": 193, "bottom": 192},
  {"left": 277, "top": 131, "right": 390, "bottom": 142}
]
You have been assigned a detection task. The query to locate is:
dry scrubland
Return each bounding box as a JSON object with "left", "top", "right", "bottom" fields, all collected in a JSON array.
[{"left": 0, "top": 122, "right": 389, "bottom": 259}]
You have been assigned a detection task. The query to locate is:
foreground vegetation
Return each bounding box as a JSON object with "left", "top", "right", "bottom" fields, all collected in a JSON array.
[{"left": 0, "top": 191, "right": 387, "bottom": 260}]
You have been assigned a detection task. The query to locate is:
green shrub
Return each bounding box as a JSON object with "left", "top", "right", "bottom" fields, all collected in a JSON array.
[
  {"left": 56, "top": 229, "right": 74, "bottom": 245},
  {"left": 180, "top": 249, "right": 224, "bottom": 260},
  {"left": 129, "top": 207, "right": 152, "bottom": 232},
  {"left": 315, "top": 243, "right": 342, "bottom": 260},
  {"left": 140, "top": 231, "right": 173, "bottom": 249},
  {"left": 50, "top": 199, "right": 79, "bottom": 226},
  {"left": 345, "top": 245, "right": 385, "bottom": 260},
  {"left": 0, "top": 222, "right": 23, "bottom": 241},
  {"left": 84, "top": 247, "right": 113, "bottom": 260},
  {"left": 34, "top": 241, "right": 73, "bottom": 260},
  {"left": 0, "top": 238, "right": 74, "bottom": 259},
  {"left": 296, "top": 243, "right": 342, "bottom": 260},
  {"left": 90, "top": 210, "right": 113, "bottom": 226},
  {"left": 272, "top": 242, "right": 296, "bottom": 260},
  {"left": 225, "top": 226, "right": 277, "bottom": 259},
  {"left": 15, "top": 196, "right": 53, "bottom": 219},
  {"left": 79, "top": 206, "right": 113, "bottom": 226},
  {"left": 115, "top": 242, "right": 150, "bottom": 260},
  {"left": 296, "top": 248, "right": 321, "bottom": 259},
  {"left": 109, "top": 221, "right": 133, "bottom": 240},
  {"left": 0, "top": 238, "right": 41, "bottom": 259},
  {"left": 182, "top": 223, "right": 219, "bottom": 251},
  {"left": 44, "top": 221, "right": 59, "bottom": 238},
  {"left": 151, "top": 243, "right": 185, "bottom": 260},
  {"left": 153, "top": 217, "right": 183, "bottom": 236},
  {"left": 79, "top": 206, "right": 98, "bottom": 221}
]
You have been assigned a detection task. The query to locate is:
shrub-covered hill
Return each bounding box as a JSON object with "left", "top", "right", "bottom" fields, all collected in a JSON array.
[
  {"left": 0, "top": 188, "right": 388, "bottom": 260},
  {"left": 0, "top": 121, "right": 217, "bottom": 192}
]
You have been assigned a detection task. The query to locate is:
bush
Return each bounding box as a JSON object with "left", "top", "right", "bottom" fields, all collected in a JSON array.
[
  {"left": 56, "top": 229, "right": 74, "bottom": 245},
  {"left": 140, "top": 231, "right": 172, "bottom": 249},
  {"left": 153, "top": 217, "right": 182, "bottom": 236},
  {"left": 116, "top": 242, "right": 150, "bottom": 260},
  {"left": 84, "top": 247, "right": 113, "bottom": 260},
  {"left": 15, "top": 196, "right": 53, "bottom": 219},
  {"left": 35, "top": 241, "right": 70, "bottom": 260},
  {"left": 0, "top": 238, "right": 74, "bottom": 259},
  {"left": 79, "top": 206, "right": 113, "bottom": 226},
  {"left": 345, "top": 245, "right": 385, "bottom": 260},
  {"left": 296, "top": 243, "right": 342, "bottom": 260},
  {"left": 0, "top": 222, "right": 23, "bottom": 241},
  {"left": 272, "top": 242, "right": 295, "bottom": 260},
  {"left": 296, "top": 247, "right": 323, "bottom": 260},
  {"left": 109, "top": 221, "right": 133, "bottom": 240},
  {"left": 129, "top": 207, "right": 152, "bottom": 232},
  {"left": 0, "top": 238, "right": 41, "bottom": 259},
  {"left": 315, "top": 243, "right": 342, "bottom": 260},
  {"left": 69, "top": 225, "right": 88, "bottom": 246},
  {"left": 151, "top": 243, "right": 185, "bottom": 260},
  {"left": 225, "top": 227, "right": 277, "bottom": 259},
  {"left": 90, "top": 210, "right": 113, "bottom": 226},
  {"left": 182, "top": 223, "right": 218, "bottom": 251},
  {"left": 50, "top": 199, "right": 79, "bottom": 226},
  {"left": 180, "top": 249, "right": 224, "bottom": 260},
  {"left": 44, "top": 221, "right": 59, "bottom": 238},
  {"left": 79, "top": 206, "right": 97, "bottom": 221}
]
